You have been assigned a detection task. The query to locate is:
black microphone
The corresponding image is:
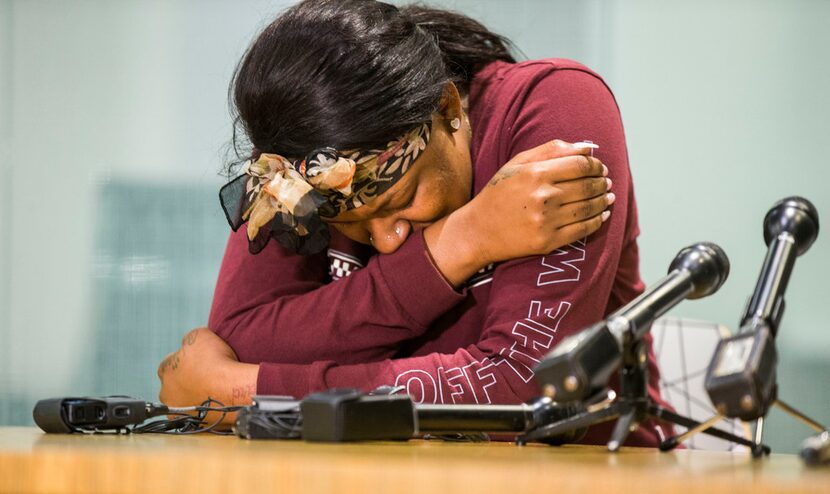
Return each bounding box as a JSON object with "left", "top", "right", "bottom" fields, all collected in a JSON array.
[
  {"left": 534, "top": 242, "right": 729, "bottom": 403},
  {"left": 706, "top": 197, "right": 819, "bottom": 420},
  {"left": 743, "top": 196, "right": 819, "bottom": 335}
]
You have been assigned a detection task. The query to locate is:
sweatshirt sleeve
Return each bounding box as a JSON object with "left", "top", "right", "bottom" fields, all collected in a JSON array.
[
  {"left": 255, "top": 67, "right": 638, "bottom": 404},
  {"left": 209, "top": 227, "right": 465, "bottom": 366}
]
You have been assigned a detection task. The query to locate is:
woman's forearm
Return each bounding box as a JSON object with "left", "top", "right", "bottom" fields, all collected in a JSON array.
[
  {"left": 158, "top": 328, "right": 260, "bottom": 426},
  {"left": 423, "top": 209, "right": 487, "bottom": 289},
  {"left": 210, "top": 229, "right": 465, "bottom": 367}
]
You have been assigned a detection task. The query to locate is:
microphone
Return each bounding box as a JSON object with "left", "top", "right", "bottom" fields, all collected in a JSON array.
[
  {"left": 742, "top": 196, "right": 819, "bottom": 335},
  {"left": 534, "top": 242, "right": 730, "bottom": 403},
  {"left": 706, "top": 197, "right": 819, "bottom": 420}
]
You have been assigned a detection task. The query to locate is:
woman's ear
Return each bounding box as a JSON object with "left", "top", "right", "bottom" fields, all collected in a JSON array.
[{"left": 438, "top": 81, "right": 464, "bottom": 130}]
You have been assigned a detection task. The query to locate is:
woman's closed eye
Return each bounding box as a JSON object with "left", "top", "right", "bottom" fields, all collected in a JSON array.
[{"left": 384, "top": 188, "right": 417, "bottom": 215}]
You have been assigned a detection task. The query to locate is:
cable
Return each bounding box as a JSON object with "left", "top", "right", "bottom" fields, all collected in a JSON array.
[{"left": 132, "top": 398, "right": 244, "bottom": 435}]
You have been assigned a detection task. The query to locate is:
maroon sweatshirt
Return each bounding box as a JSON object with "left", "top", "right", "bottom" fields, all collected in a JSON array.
[{"left": 209, "top": 59, "right": 671, "bottom": 447}]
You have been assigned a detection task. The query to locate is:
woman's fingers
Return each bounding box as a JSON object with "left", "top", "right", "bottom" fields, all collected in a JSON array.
[
  {"left": 556, "top": 212, "right": 608, "bottom": 245},
  {"left": 555, "top": 176, "right": 611, "bottom": 204},
  {"left": 532, "top": 154, "right": 607, "bottom": 183},
  {"left": 511, "top": 139, "right": 592, "bottom": 165},
  {"left": 555, "top": 193, "right": 613, "bottom": 225}
]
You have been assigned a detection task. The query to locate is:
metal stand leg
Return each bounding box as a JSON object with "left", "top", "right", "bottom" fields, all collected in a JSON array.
[
  {"left": 775, "top": 400, "right": 826, "bottom": 433},
  {"left": 653, "top": 405, "right": 770, "bottom": 455},
  {"left": 754, "top": 416, "right": 766, "bottom": 445},
  {"left": 518, "top": 402, "right": 622, "bottom": 445},
  {"left": 608, "top": 406, "right": 637, "bottom": 452},
  {"left": 658, "top": 414, "right": 723, "bottom": 450}
]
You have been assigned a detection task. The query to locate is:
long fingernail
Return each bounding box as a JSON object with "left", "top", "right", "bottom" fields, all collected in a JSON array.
[
  {"left": 602, "top": 164, "right": 608, "bottom": 176},
  {"left": 601, "top": 211, "right": 611, "bottom": 222},
  {"left": 606, "top": 178, "right": 612, "bottom": 190},
  {"left": 607, "top": 192, "right": 616, "bottom": 205},
  {"left": 573, "top": 141, "right": 599, "bottom": 150}
]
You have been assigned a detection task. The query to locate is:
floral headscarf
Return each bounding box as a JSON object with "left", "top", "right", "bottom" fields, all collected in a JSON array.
[{"left": 220, "top": 122, "right": 430, "bottom": 255}]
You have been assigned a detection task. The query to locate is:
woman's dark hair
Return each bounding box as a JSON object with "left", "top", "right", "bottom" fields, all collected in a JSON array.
[{"left": 226, "top": 0, "right": 514, "bottom": 175}]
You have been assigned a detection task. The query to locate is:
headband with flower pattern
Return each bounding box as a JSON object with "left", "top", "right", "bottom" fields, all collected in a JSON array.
[{"left": 219, "top": 122, "right": 430, "bottom": 255}]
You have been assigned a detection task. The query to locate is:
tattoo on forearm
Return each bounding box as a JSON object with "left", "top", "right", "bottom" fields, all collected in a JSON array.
[
  {"left": 183, "top": 330, "right": 198, "bottom": 346},
  {"left": 488, "top": 167, "right": 518, "bottom": 187},
  {"left": 159, "top": 351, "right": 181, "bottom": 375},
  {"left": 231, "top": 384, "right": 256, "bottom": 406}
]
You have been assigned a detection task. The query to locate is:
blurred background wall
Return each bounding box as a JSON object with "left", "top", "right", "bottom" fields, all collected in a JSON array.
[{"left": 0, "top": 0, "right": 827, "bottom": 453}]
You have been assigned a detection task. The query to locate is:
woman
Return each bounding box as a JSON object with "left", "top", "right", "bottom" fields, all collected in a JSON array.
[{"left": 158, "top": 0, "right": 670, "bottom": 446}]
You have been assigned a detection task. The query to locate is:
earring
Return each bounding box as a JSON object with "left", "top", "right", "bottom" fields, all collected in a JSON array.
[{"left": 450, "top": 117, "right": 461, "bottom": 131}]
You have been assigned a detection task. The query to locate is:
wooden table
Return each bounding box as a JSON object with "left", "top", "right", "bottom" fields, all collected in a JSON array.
[{"left": 1, "top": 426, "right": 827, "bottom": 494}]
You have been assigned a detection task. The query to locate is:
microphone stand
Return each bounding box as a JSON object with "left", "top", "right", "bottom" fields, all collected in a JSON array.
[
  {"left": 661, "top": 198, "right": 826, "bottom": 456},
  {"left": 517, "top": 327, "right": 769, "bottom": 455},
  {"left": 521, "top": 242, "right": 769, "bottom": 454},
  {"left": 659, "top": 387, "right": 825, "bottom": 456}
]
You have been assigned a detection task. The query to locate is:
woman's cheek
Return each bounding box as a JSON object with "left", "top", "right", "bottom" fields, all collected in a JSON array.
[
  {"left": 404, "top": 199, "right": 452, "bottom": 230},
  {"left": 330, "top": 223, "right": 371, "bottom": 245}
]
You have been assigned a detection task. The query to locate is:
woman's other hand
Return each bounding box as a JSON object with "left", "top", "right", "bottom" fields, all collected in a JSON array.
[
  {"left": 157, "top": 328, "right": 259, "bottom": 426},
  {"left": 425, "top": 140, "right": 611, "bottom": 288},
  {"left": 468, "top": 140, "right": 612, "bottom": 262}
]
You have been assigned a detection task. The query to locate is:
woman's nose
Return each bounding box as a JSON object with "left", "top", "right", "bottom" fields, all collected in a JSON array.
[{"left": 367, "top": 218, "right": 411, "bottom": 254}]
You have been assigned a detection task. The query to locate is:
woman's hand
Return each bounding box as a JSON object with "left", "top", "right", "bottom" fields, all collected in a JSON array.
[
  {"left": 425, "top": 140, "right": 611, "bottom": 288},
  {"left": 467, "top": 139, "right": 612, "bottom": 262},
  {"left": 157, "top": 328, "right": 259, "bottom": 426}
]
